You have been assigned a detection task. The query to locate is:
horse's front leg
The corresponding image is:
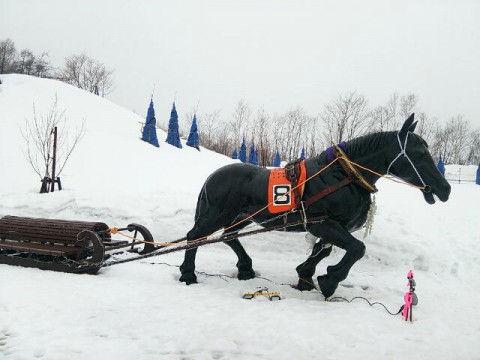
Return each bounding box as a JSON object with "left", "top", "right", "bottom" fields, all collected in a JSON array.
[
  {"left": 300, "top": 220, "right": 366, "bottom": 298},
  {"left": 296, "top": 238, "right": 333, "bottom": 291}
]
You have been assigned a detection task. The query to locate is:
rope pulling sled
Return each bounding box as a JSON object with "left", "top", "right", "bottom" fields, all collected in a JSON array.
[{"left": 0, "top": 213, "right": 328, "bottom": 274}]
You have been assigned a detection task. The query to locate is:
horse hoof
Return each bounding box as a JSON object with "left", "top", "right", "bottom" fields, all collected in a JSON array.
[
  {"left": 317, "top": 275, "right": 338, "bottom": 299},
  {"left": 238, "top": 269, "right": 256, "bottom": 281},
  {"left": 296, "top": 278, "right": 315, "bottom": 291},
  {"left": 179, "top": 273, "right": 198, "bottom": 285}
]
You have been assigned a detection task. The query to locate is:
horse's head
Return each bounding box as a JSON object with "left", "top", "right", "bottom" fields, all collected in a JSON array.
[{"left": 386, "top": 114, "right": 451, "bottom": 204}]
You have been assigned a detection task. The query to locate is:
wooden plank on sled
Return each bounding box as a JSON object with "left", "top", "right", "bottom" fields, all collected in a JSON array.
[{"left": 0, "top": 216, "right": 111, "bottom": 257}]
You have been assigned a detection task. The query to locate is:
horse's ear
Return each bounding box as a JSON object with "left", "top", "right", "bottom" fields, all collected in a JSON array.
[
  {"left": 409, "top": 121, "right": 418, "bottom": 133},
  {"left": 399, "top": 113, "right": 415, "bottom": 139}
]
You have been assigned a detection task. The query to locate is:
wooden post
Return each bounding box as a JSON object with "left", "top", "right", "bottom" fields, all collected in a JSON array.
[{"left": 50, "top": 126, "right": 58, "bottom": 192}]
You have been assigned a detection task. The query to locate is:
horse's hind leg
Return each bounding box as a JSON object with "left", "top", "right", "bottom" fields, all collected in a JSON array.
[
  {"left": 295, "top": 238, "right": 333, "bottom": 291},
  {"left": 223, "top": 217, "right": 255, "bottom": 280},
  {"left": 179, "top": 211, "right": 241, "bottom": 284},
  {"left": 179, "top": 216, "right": 226, "bottom": 284},
  {"left": 179, "top": 248, "right": 199, "bottom": 285}
]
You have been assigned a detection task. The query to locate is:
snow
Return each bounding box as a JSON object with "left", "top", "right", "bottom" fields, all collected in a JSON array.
[{"left": 0, "top": 75, "right": 479, "bottom": 359}]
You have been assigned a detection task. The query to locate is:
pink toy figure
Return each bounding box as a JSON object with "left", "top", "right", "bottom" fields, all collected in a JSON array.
[{"left": 402, "top": 270, "right": 417, "bottom": 321}]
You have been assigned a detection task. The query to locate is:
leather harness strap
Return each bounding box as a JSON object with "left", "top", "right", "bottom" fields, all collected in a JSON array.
[
  {"left": 334, "top": 145, "right": 378, "bottom": 194},
  {"left": 304, "top": 176, "right": 353, "bottom": 208},
  {"left": 285, "top": 159, "right": 304, "bottom": 207},
  {"left": 302, "top": 145, "right": 377, "bottom": 209}
]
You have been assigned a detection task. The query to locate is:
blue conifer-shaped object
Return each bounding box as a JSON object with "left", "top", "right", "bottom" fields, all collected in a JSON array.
[
  {"left": 476, "top": 164, "right": 480, "bottom": 185},
  {"left": 273, "top": 150, "right": 281, "bottom": 167},
  {"left": 166, "top": 102, "right": 182, "bottom": 148},
  {"left": 141, "top": 99, "right": 159, "bottom": 147},
  {"left": 186, "top": 114, "right": 200, "bottom": 150},
  {"left": 253, "top": 148, "right": 259, "bottom": 166},
  {"left": 239, "top": 138, "right": 247, "bottom": 163},
  {"left": 232, "top": 149, "right": 239, "bottom": 159},
  {"left": 248, "top": 141, "right": 256, "bottom": 165},
  {"left": 437, "top": 156, "right": 445, "bottom": 176},
  {"left": 300, "top": 147, "right": 306, "bottom": 160}
]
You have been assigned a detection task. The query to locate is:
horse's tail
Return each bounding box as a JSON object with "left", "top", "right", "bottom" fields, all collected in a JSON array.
[{"left": 194, "top": 182, "right": 209, "bottom": 222}]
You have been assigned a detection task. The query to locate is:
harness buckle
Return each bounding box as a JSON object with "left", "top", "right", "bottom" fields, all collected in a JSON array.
[{"left": 285, "top": 159, "right": 302, "bottom": 181}]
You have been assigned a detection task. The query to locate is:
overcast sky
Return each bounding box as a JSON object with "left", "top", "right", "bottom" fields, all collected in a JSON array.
[{"left": 2, "top": 0, "right": 479, "bottom": 129}]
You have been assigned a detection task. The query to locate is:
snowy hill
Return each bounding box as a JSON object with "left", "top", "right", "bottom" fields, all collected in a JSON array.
[
  {"left": 0, "top": 74, "right": 234, "bottom": 224},
  {"left": 0, "top": 75, "right": 479, "bottom": 360}
]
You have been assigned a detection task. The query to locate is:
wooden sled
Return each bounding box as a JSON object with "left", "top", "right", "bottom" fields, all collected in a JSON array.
[{"left": 0, "top": 216, "right": 155, "bottom": 274}]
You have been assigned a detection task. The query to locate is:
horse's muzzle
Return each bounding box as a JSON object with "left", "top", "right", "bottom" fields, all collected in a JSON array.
[{"left": 423, "top": 182, "right": 451, "bottom": 204}]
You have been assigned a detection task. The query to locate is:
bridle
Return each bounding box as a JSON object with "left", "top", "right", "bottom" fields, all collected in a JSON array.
[{"left": 386, "top": 132, "right": 431, "bottom": 193}]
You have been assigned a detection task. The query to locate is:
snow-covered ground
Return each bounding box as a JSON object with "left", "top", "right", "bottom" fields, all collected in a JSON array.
[{"left": 0, "top": 75, "right": 479, "bottom": 360}]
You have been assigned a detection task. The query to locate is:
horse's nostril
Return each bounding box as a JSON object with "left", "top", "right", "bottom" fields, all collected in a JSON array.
[{"left": 423, "top": 185, "right": 431, "bottom": 193}]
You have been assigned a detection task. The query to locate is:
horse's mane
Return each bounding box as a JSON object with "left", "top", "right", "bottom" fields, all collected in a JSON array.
[{"left": 345, "top": 131, "right": 397, "bottom": 158}]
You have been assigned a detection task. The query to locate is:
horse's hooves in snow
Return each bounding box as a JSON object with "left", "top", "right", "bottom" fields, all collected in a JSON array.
[
  {"left": 237, "top": 269, "right": 256, "bottom": 280},
  {"left": 317, "top": 275, "right": 338, "bottom": 299},
  {"left": 179, "top": 273, "right": 198, "bottom": 285},
  {"left": 295, "top": 278, "right": 316, "bottom": 291}
]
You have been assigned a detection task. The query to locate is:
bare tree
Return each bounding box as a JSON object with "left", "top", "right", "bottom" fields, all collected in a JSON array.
[
  {"left": 320, "top": 92, "right": 371, "bottom": 145},
  {"left": 369, "top": 105, "right": 391, "bottom": 132},
  {"left": 32, "top": 52, "right": 52, "bottom": 78},
  {"left": 309, "top": 115, "right": 325, "bottom": 158},
  {"left": 0, "top": 39, "right": 17, "bottom": 73},
  {"left": 196, "top": 110, "right": 222, "bottom": 150},
  {"left": 432, "top": 115, "right": 471, "bottom": 164},
  {"left": 213, "top": 123, "right": 232, "bottom": 155},
  {"left": 414, "top": 112, "right": 436, "bottom": 145},
  {"left": 229, "top": 100, "right": 252, "bottom": 145},
  {"left": 369, "top": 93, "right": 400, "bottom": 132},
  {"left": 14, "top": 50, "right": 53, "bottom": 78},
  {"left": 369, "top": 93, "right": 422, "bottom": 133},
  {"left": 251, "top": 107, "right": 271, "bottom": 166},
  {"left": 59, "top": 53, "right": 114, "bottom": 96},
  {"left": 466, "top": 128, "right": 480, "bottom": 165},
  {"left": 273, "top": 107, "right": 310, "bottom": 161},
  {"left": 399, "top": 94, "right": 418, "bottom": 121},
  {"left": 0, "top": 39, "right": 52, "bottom": 77},
  {"left": 21, "top": 95, "right": 86, "bottom": 192}
]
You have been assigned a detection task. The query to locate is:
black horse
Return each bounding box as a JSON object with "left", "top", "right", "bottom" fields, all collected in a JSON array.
[{"left": 179, "top": 114, "right": 451, "bottom": 298}]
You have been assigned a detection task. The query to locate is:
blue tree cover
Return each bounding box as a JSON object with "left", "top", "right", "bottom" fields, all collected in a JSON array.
[
  {"left": 141, "top": 99, "right": 159, "bottom": 147},
  {"left": 476, "top": 164, "right": 480, "bottom": 185},
  {"left": 248, "top": 140, "right": 258, "bottom": 165},
  {"left": 239, "top": 138, "right": 247, "bottom": 163},
  {"left": 273, "top": 150, "right": 281, "bottom": 167},
  {"left": 253, "top": 148, "right": 259, "bottom": 166},
  {"left": 437, "top": 156, "right": 445, "bottom": 176},
  {"left": 166, "top": 102, "right": 182, "bottom": 148},
  {"left": 232, "top": 149, "right": 239, "bottom": 159},
  {"left": 186, "top": 114, "right": 200, "bottom": 150},
  {"left": 300, "top": 147, "right": 306, "bottom": 160}
]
